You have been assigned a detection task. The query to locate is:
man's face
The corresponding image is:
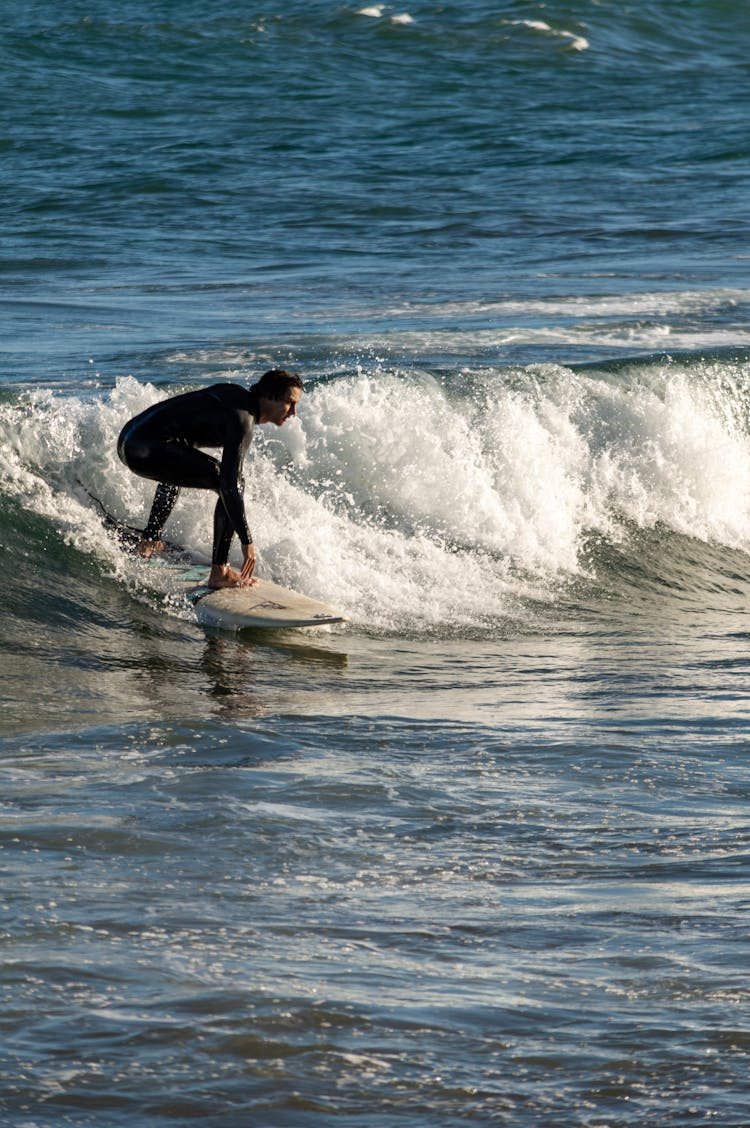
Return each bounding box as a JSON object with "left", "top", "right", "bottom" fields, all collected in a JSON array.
[{"left": 261, "top": 387, "right": 301, "bottom": 426}]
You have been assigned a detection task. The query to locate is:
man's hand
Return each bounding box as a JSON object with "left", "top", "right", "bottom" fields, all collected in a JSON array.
[{"left": 240, "top": 542, "right": 257, "bottom": 585}]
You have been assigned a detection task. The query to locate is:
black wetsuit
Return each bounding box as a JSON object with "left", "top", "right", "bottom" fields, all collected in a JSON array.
[{"left": 117, "top": 383, "right": 257, "bottom": 566}]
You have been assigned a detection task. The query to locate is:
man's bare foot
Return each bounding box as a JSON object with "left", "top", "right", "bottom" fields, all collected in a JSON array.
[
  {"left": 208, "top": 564, "right": 257, "bottom": 590},
  {"left": 137, "top": 537, "right": 167, "bottom": 558}
]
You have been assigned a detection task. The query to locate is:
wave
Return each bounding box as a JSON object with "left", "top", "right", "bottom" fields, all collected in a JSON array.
[{"left": 2, "top": 354, "right": 750, "bottom": 633}]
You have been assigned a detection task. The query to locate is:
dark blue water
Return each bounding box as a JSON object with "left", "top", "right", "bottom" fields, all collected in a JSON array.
[
  {"left": 2, "top": 2, "right": 750, "bottom": 1124},
  {"left": 4, "top": 0, "right": 750, "bottom": 384}
]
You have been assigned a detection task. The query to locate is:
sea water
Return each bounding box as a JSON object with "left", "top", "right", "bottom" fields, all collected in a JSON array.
[{"left": 1, "top": 2, "right": 750, "bottom": 1124}]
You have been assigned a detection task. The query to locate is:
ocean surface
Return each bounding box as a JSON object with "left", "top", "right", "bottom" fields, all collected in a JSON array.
[{"left": 2, "top": 1, "right": 750, "bottom": 1124}]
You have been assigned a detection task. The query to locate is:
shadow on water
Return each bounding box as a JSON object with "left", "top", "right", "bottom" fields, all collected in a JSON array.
[{"left": 193, "top": 631, "right": 348, "bottom": 718}]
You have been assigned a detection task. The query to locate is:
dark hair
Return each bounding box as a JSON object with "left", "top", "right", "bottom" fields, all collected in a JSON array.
[{"left": 252, "top": 369, "right": 303, "bottom": 400}]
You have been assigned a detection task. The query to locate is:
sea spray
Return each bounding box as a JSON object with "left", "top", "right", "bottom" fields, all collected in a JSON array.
[{"left": 2, "top": 355, "right": 750, "bottom": 631}]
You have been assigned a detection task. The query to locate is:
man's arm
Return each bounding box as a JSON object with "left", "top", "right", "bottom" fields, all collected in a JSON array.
[{"left": 218, "top": 413, "right": 253, "bottom": 545}]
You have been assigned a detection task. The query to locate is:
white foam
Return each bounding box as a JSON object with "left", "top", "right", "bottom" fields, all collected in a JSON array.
[
  {"left": 356, "top": 5, "right": 413, "bottom": 23},
  {"left": 512, "top": 19, "right": 552, "bottom": 33},
  {"left": 0, "top": 378, "right": 173, "bottom": 584},
  {"left": 424, "top": 289, "right": 749, "bottom": 320},
  {"left": 3, "top": 362, "right": 750, "bottom": 631},
  {"left": 505, "top": 18, "right": 589, "bottom": 51},
  {"left": 321, "top": 286, "right": 750, "bottom": 356},
  {"left": 349, "top": 324, "right": 750, "bottom": 357}
]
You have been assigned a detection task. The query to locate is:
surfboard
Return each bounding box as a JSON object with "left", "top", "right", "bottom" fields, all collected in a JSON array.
[
  {"left": 86, "top": 493, "right": 346, "bottom": 630},
  {"left": 153, "top": 560, "right": 347, "bottom": 631}
]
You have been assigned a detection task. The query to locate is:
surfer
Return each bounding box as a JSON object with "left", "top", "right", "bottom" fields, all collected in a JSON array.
[{"left": 117, "top": 369, "right": 303, "bottom": 589}]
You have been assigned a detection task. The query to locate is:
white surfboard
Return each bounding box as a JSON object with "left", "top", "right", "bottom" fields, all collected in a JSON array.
[
  {"left": 90, "top": 501, "right": 344, "bottom": 630},
  {"left": 159, "top": 562, "right": 347, "bottom": 630}
]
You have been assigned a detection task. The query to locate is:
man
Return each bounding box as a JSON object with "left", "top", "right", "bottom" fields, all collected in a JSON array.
[{"left": 117, "top": 369, "right": 303, "bottom": 589}]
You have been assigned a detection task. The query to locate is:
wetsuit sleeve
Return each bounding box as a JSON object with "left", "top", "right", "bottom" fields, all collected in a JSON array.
[{"left": 217, "top": 413, "right": 253, "bottom": 543}]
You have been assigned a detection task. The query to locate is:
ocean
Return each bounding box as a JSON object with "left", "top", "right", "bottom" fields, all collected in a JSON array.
[{"left": 2, "top": 1, "right": 750, "bottom": 1124}]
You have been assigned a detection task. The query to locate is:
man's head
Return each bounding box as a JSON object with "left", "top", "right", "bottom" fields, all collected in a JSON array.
[{"left": 252, "top": 369, "right": 303, "bottom": 426}]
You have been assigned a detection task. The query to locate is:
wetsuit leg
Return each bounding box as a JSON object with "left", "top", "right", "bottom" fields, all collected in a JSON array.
[
  {"left": 143, "top": 483, "right": 180, "bottom": 541},
  {"left": 120, "top": 435, "right": 222, "bottom": 492},
  {"left": 119, "top": 429, "right": 244, "bottom": 564}
]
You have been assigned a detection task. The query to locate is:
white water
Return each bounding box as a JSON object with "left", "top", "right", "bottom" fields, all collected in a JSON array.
[{"left": 2, "top": 356, "right": 750, "bottom": 632}]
